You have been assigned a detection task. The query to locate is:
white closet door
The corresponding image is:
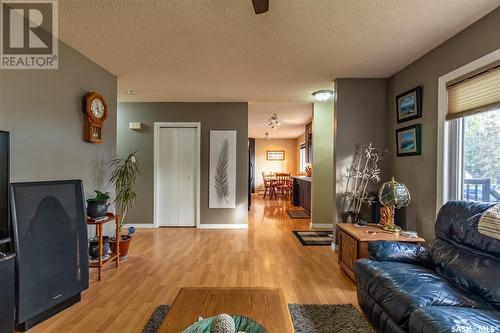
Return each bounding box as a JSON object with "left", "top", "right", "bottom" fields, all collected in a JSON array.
[
  {"left": 177, "top": 128, "right": 197, "bottom": 226},
  {"left": 158, "top": 128, "right": 179, "bottom": 226},
  {"left": 157, "top": 126, "right": 197, "bottom": 227}
]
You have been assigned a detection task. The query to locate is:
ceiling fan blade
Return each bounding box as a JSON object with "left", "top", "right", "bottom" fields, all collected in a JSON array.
[{"left": 251, "top": 0, "right": 269, "bottom": 14}]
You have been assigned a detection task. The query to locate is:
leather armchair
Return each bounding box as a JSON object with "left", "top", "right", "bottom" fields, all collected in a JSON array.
[{"left": 353, "top": 201, "right": 500, "bottom": 333}]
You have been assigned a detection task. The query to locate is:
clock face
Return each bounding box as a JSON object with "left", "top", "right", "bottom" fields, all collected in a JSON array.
[{"left": 91, "top": 98, "right": 105, "bottom": 119}]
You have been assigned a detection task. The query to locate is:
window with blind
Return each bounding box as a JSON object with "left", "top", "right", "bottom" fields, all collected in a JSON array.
[
  {"left": 446, "top": 65, "right": 500, "bottom": 203},
  {"left": 447, "top": 65, "right": 500, "bottom": 120}
]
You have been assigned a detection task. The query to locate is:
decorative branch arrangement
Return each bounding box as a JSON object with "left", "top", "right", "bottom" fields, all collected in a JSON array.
[{"left": 341, "top": 143, "right": 385, "bottom": 222}]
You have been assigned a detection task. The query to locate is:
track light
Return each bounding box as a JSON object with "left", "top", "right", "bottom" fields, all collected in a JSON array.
[{"left": 268, "top": 113, "right": 280, "bottom": 129}]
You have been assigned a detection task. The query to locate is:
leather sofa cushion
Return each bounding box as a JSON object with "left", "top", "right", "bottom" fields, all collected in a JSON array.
[
  {"left": 432, "top": 239, "right": 500, "bottom": 310},
  {"left": 435, "top": 201, "right": 499, "bottom": 258},
  {"left": 409, "top": 306, "right": 500, "bottom": 333},
  {"left": 354, "top": 259, "right": 493, "bottom": 329}
]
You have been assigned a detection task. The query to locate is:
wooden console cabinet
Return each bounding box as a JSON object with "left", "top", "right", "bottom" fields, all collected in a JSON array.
[{"left": 336, "top": 223, "right": 425, "bottom": 280}]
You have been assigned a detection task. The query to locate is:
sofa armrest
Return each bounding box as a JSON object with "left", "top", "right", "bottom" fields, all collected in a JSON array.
[
  {"left": 368, "top": 240, "right": 431, "bottom": 267},
  {"left": 409, "top": 306, "right": 500, "bottom": 333}
]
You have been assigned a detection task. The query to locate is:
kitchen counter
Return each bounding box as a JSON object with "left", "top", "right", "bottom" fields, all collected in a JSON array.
[
  {"left": 291, "top": 177, "right": 312, "bottom": 213},
  {"left": 291, "top": 176, "right": 312, "bottom": 182}
]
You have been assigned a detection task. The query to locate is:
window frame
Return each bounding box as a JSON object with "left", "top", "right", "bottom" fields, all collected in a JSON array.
[
  {"left": 437, "top": 49, "right": 500, "bottom": 216},
  {"left": 299, "top": 143, "right": 306, "bottom": 172}
]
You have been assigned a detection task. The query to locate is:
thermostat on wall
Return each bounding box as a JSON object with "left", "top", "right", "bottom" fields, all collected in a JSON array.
[{"left": 129, "top": 122, "right": 142, "bottom": 130}]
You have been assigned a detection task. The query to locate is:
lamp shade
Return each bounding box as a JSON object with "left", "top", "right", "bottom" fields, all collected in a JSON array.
[{"left": 379, "top": 177, "right": 411, "bottom": 209}]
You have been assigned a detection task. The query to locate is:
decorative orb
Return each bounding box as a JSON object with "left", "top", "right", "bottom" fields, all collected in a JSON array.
[
  {"left": 210, "top": 314, "right": 235, "bottom": 333},
  {"left": 379, "top": 177, "right": 411, "bottom": 209},
  {"left": 183, "top": 314, "right": 267, "bottom": 333}
]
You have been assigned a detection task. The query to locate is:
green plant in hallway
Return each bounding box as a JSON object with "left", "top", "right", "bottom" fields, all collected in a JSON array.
[{"left": 108, "top": 150, "right": 140, "bottom": 259}]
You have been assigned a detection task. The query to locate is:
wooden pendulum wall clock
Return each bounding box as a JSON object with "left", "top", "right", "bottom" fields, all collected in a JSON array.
[{"left": 83, "top": 92, "right": 108, "bottom": 144}]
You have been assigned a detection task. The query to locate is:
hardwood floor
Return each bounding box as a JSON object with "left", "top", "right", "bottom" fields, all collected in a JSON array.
[{"left": 29, "top": 195, "right": 357, "bottom": 333}]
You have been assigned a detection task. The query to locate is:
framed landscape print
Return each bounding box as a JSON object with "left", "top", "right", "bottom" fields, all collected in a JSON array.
[
  {"left": 209, "top": 130, "right": 236, "bottom": 208},
  {"left": 396, "top": 124, "right": 421, "bottom": 157},
  {"left": 396, "top": 86, "right": 422, "bottom": 123},
  {"left": 266, "top": 150, "right": 285, "bottom": 161}
]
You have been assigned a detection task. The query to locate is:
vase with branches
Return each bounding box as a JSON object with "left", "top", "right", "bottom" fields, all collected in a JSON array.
[
  {"left": 341, "top": 143, "right": 385, "bottom": 223},
  {"left": 108, "top": 150, "right": 140, "bottom": 259}
]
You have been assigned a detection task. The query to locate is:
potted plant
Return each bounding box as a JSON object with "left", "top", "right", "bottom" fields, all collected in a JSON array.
[
  {"left": 88, "top": 235, "right": 110, "bottom": 260},
  {"left": 86, "top": 190, "right": 111, "bottom": 218},
  {"left": 108, "top": 150, "right": 140, "bottom": 259}
]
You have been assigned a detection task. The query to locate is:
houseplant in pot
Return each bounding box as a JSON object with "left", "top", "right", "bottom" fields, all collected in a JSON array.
[
  {"left": 86, "top": 190, "right": 111, "bottom": 218},
  {"left": 108, "top": 150, "right": 140, "bottom": 260}
]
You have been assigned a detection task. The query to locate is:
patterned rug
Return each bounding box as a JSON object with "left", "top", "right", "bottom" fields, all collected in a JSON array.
[
  {"left": 293, "top": 230, "right": 333, "bottom": 246},
  {"left": 287, "top": 210, "right": 311, "bottom": 219},
  {"left": 142, "top": 303, "right": 374, "bottom": 333}
]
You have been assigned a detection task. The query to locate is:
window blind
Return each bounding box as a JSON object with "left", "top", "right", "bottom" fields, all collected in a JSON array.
[{"left": 447, "top": 65, "right": 500, "bottom": 120}]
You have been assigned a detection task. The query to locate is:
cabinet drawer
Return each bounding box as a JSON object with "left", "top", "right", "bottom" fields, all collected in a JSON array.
[{"left": 339, "top": 231, "right": 358, "bottom": 270}]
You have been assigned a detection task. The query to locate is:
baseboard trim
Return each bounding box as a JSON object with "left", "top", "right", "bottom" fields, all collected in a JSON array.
[
  {"left": 311, "top": 223, "right": 333, "bottom": 229},
  {"left": 198, "top": 224, "right": 249, "bottom": 230},
  {"left": 123, "top": 223, "right": 155, "bottom": 229}
]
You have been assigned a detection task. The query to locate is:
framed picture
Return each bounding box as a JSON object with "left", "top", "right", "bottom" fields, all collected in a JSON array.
[
  {"left": 266, "top": 150, "right": 285, "bottom": 161},
  {"left": 396, "top": 124, "right": 421, "bottom": 157},
  {"left": 209, "top": 130, "right": 237, "bottom": 208},
  {"left": 396, "top": 86, "right": 422, "bottom": 123}
]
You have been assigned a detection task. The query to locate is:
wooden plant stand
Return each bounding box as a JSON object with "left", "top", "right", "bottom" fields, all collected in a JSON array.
[{"left": 87, "top": 213, "right": 121, "bottom": 281}]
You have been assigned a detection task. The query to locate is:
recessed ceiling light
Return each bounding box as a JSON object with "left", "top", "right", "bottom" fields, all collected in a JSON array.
[
  {"left": 312, "top": 89, "right": 334, "bottom": 101},
  {"left": 126, "top": 89, "right": 137, "bottom": 95}
]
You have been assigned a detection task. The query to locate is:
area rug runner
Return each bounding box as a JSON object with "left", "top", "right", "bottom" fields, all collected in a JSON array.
[
  {"left": 287, "top": 210, "right": 311, "bottom": 219},
  {"left": 142, "top": 303, "right": 374, "bottom": 333},
  {"left": 293, "top": 230, "right": 333, "bottom": 246}
]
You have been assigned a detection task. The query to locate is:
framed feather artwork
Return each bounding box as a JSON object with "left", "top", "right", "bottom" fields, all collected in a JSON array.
[{"left": 209, "top": 130, "right": 237, "bottom": 208}]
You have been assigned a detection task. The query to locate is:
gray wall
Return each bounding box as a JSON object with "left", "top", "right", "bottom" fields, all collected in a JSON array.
[
  {"left": 334, "top": 78, "right": 387, "bottom": 221},
  {"left": 117, "top": 102, "right": 248, "bottom": 225},
  {"left": 386, "top": 8, "right": 500, "bottom": 242},
  {"left": 0, "top": 40, "right": 117, "bottom": 199}
]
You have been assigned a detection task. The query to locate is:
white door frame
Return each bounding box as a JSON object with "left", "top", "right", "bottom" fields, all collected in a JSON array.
[{"left": 154, "top": 122, "right": 201, "bottom": 228}]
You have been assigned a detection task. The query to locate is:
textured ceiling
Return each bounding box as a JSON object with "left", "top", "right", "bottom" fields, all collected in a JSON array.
[
  {"left": 58, "top": 0, "right": 499, "bottom": 103},
  {"left": 249, "top": 103, "right": 312, "bottom": 139}
]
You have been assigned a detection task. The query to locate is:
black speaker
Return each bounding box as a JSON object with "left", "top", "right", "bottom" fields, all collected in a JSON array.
[
  {"left": 10, "top": 180, "right": 89, "bottom": 331},
  {"left": 0, "top": 131, "right": 9, "bottom": 250}
]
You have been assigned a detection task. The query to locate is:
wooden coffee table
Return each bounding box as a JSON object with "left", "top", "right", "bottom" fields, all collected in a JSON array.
[{"left": 158, "top": 287, "right": 295, "bottom": 333}]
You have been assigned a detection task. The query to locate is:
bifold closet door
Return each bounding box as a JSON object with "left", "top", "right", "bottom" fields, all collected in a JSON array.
[
  {"left": 158, "top": 127, "right": 196, "bottom": 227},
  {"left": 177, "top": 128, "right": 197, "bottom": 226}
]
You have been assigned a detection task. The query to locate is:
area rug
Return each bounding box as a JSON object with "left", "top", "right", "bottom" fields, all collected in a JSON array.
[
  {"left": 293, "top": 230, "right": 333, "bottom": 246},
  {"left": 287, "top": 209, "right": 311, "bottom": 219},
  {"left": 142, "top": 304, "right": 374, "bottom": 333}
]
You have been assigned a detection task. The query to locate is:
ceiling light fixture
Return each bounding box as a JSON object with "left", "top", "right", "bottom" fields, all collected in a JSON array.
[
  {"left": 126, "top": 89, "right": 137, "bottom": 95},
  {"left": 264, "top": 132, "right": 270, "bottom": 141},
  {"left": 312, "top": 89, "right": 334, "bottom": 101},
  {"left": 268, "top": 113, "right": 281, "bottom": 129}
]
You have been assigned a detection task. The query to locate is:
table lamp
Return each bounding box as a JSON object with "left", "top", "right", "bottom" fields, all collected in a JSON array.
[{"left": 378, "top": 177, "right": 411, "bottom": 233}]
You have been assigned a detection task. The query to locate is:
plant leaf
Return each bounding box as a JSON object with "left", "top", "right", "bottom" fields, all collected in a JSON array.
[{"left": 214, "top": 139, "right": 230, "bottom": 204}]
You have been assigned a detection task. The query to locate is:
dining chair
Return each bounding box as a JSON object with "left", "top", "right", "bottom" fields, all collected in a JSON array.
[
  {"left": 274, "top": 173, "right": 292, "bottom": 199},
  {"left": 261, "top": 172, "right": 276, "bottom": 198}
]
